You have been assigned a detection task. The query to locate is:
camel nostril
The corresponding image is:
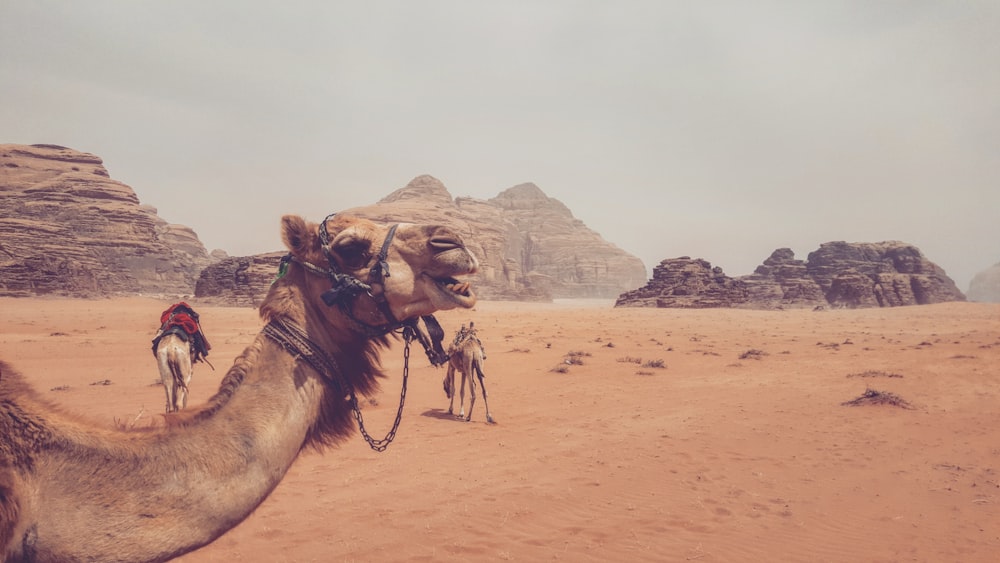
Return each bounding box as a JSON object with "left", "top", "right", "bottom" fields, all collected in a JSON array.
[{"left": 429, "top": 237, "right": 462, "bottom": 252}]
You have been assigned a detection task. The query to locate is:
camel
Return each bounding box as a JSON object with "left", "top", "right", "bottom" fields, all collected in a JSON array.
[
  {"left": 155, "top": 333, "right": 194, "bottom": 413},
  {"left": 152, "top": 303, "right": 212, "bottom": 413},
  {"left": 0, "top": 213, "right": 478, "bottom": 562},
  {"left": 443, "top": 322, "right": 495, "bottom": 423}
]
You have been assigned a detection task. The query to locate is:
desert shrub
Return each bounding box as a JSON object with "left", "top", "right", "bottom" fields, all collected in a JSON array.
[
  {"left": 642, "top": 359, "right": 665, "bottom": 369},
  {"left": 842, "top": 387, "right": 913, "bottom": 409},
  {"left": 739, "top": 349, "right": 767, "bottom": 360},
  {"left": 846, "top": 370, "right": 903, "bottom": 378},
  {"left": 617, "top": 356, "right": 642, "bottom": 364},
  {"left": 550, "top": 365, "right": 569, "bottom": 374}
]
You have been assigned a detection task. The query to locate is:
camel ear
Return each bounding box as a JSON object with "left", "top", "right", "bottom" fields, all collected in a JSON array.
[{"left": 281, "top": 215, "right": 317, "bottom": 257}]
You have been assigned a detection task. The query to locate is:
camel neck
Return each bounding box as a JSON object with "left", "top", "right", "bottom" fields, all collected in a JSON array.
[{"left": 23, "top": 334, "right": 328, "bottom": 562}]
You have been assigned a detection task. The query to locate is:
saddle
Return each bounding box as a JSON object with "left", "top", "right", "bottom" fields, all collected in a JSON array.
[
  {"left": 151, "top": 302, "right": 212, "bottom": 363},
  {"left": 450, "top": 323, "right": 486, "bottom": 360}
]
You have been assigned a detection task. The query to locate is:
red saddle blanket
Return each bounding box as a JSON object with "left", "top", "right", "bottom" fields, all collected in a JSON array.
[
  {"left": 160, "top": 302, "right": 200, "bottom": 336},
  {"left": 153, "top": 302, "right": 211, "bottom": 361}
]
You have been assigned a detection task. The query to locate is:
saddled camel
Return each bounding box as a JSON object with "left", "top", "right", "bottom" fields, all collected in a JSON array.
[
  {"left": 155, "top": 333, "right": 194, "bottom": 413},
  {"left": 152, "top": 303, "right": 211, "bottom": 413},
  {"left": 0, "top": 213, "right": 478, "bottom": 562},
  {"left": 443, "top": 322, "right": 495, "bottom": 423}
]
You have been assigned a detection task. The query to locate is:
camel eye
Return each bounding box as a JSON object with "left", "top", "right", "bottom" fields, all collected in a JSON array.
[{"left": 334, "top": 240, "right": 372, "bottom": 270}]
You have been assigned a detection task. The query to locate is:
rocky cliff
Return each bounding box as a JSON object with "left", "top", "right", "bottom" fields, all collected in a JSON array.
[
  {"left": 194, "top": 175, "right": 648, "bottom": 304},
  {"left": 0, "top": 144, "right": 217, "bottom": 297},
  {"left": 616, "top": 241, "right": 965, "bottom": 309},
  {"left": 967, "top": 262, "right": 1000, "bottom": 303}
]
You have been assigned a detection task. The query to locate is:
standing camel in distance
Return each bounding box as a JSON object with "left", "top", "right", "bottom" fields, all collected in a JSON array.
[
  {"left": 443, "top": 322, "right": 495, "bottom": 423},
  {"left": 0, "top": 213, "right": 478, "bottom": 562},
  {"left": 152, "top": 302, "right": 212, "bottom": 413},
  {"left": 155, "top": 333, "right": 193, "bottom": 413}
]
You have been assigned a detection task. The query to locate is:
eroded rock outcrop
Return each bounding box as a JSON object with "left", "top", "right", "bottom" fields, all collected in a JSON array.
[
  {"left": 0, "top": 144, "right": 217, "bottom": 297},
  {"left": 616, "top": 241, "right": 965, "bottom": 309},
  {"left": 967, "top": 262, "right": 1000, "bottom": 303},
  {"left": 194, "top": 175, "right": 647, "bottom": 304},
  {"left": 194, "top": 252, "right": 285, "bottom": 307}
]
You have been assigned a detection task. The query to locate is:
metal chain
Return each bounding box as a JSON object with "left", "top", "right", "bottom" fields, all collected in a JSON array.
[
  {"left": 262, "top": 319, "right": 411, "bottom": 452},
  {"left": 351, "top": 328, "right": 411, "bottom": 452}
]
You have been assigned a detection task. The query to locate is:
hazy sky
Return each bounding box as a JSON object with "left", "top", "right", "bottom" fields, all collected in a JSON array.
[{"left": 2, "top": 2, "right": 998, "bottom": 291}]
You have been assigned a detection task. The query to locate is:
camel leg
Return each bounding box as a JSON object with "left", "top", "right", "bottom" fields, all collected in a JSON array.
[
  {"left": 465, "top": 366, "right": 476, "bottom": 422},
  {"left": 178, "top": 363, "right": 192, "bottom": 410},
  {"left": 177, "top": 380, "right": 188, "bottom": 411},
  {"left": 475, "top": 362, "right": 495, "bottom": 424},
  {"left": 445, "top": 364, "right": 456, "bottom": 415},
  {"left": 458, "top": 367, "right": 468, "bottom": 420},
  {"left": 163, "top": 379, "right": 176, "bottom": 413}
]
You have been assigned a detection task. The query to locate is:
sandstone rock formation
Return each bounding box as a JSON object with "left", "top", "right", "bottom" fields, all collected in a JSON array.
[
  {"left": 194, "top": 252, "right": 286, "bottom": 307},
  {"left": 194, "top": 175, "right": 647, "bottom": 304},
  {"left": 616, "top": 241, "right": 965, "bottom": 309},
  {"left": 352, "top": 177, "right": 648, "bottom": 300},
  {"left": 0, "top": 144, "right": 217, "bottom": 297},
  {"left": 967, "top": 262, "right": 1000, "bottom": 303}
]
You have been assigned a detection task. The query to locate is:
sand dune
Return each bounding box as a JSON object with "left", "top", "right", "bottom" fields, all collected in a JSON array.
[{"left": 2, "top": 297, "right": 998, "bottom": 562}]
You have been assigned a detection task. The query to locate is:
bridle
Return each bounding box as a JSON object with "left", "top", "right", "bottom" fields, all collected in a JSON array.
[
  {"left": 318, "top": 215, "right": 401, "bottom": 333},
  {"left": 266, "top": 213, "right": 452, "bottom": 451},
  {"left": 273, "top": 213, "right": 450, "bottom": 364}
]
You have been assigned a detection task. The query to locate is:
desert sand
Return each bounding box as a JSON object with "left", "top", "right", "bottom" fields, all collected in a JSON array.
[{"left": 1, "top": 296, "right": 999, "bottom": 562}]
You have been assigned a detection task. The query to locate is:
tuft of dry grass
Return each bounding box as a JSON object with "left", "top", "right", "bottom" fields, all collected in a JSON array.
[
  {"left": 846, "top": 370, "right": 903, "bottom": 379},
  {"left": 842, "top": 387, "right": 913, "bottom": 409},
  {"left": 739, "top": 349, "right": 767, "bottom": 360}
]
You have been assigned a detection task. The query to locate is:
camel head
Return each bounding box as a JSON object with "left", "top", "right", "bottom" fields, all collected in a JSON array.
[{"left": 270, "top": 213, "right": 479, "bottom": 333}]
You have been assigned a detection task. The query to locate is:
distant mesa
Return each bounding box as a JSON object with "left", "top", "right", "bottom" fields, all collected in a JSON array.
[
  {"left": 616, "top": 242, "right": 966, "bottom": 309},
  {"left": 196, "top": 174, "right": 648, "bottom": 305},
  {"left": 3, "top": 143, "right": 978, "bottom": 309},
  {"left": 0, "top": 144, "right": 220, "bottom": 298},
  {"left": 967, "top": 262, "right": 1000, "bottom": 303},
  {"left": 0, "top": 144, "right": 644, "bottom": 303}
]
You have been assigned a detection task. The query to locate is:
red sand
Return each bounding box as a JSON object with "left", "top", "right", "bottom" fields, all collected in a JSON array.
[{"left": 2, "top": 297, "right": 999, "bottom": 562}]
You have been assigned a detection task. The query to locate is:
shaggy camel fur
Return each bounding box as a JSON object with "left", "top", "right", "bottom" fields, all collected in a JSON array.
[
  {"left": 443, "top": 323, "right": 494, "bottom": 423},
  {"left": 155, "top": 333, "right": 194, "bottom": 413},
  {"left": 0, "top": 213, "right": 478, "bottom": 562}
]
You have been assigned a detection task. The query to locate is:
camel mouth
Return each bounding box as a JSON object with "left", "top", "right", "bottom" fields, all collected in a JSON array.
[{"left": 427, "top": 274, "right": 477, "bottom": 307}]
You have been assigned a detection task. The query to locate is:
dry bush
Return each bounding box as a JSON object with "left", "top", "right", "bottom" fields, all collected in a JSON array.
[
  {"left": 617, "top": 356, "right": 642, "bottom": 364},
  {"left": 842, "top": 387, "right": 913, "bottom": 409},
  {"left": 739, "top": 349, "right": 767, "bottom": 360},
  {"left": 846, "top": 370, "right": 903, "bottom": 379},
  {"left": 642, "top": 359, "right": 666, "bottom": 369}
]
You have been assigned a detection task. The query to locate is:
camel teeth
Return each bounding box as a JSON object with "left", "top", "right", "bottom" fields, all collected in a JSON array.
[{"left": 442, "top": 281, "right": 471, "bottom": 296}]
